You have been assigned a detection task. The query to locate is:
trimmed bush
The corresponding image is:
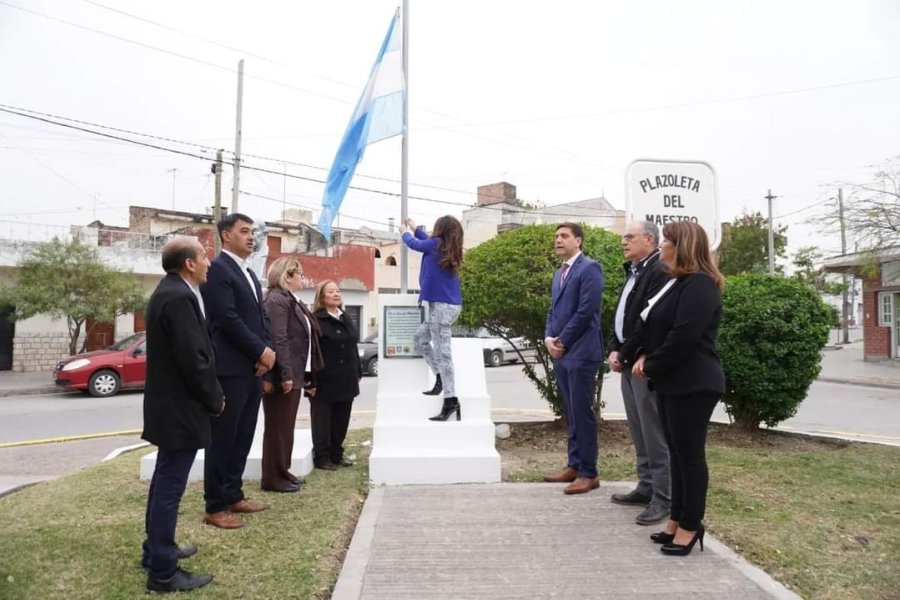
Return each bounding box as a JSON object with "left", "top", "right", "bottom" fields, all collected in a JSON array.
[{"left": 719, "top": 273, "right": 833, "bottom": 430}]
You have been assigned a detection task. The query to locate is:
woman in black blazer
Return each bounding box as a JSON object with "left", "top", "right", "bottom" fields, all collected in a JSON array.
[
  {"left": 261, "top": 257, "right": 322, "bottom": 492},
  {"left": 309, "top": 280, "right": 362, "bottom": 470},
  {"left": 622, "top": 221, "right": 725, "bottom": 556}
]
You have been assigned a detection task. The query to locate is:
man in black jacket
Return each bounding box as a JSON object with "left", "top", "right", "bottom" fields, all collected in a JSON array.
[
  {"left": 607, "top": 221, "right": 672, "bottom": 525},
  {"left": 200, "top": 214, "right": 274, "bottom": 528},
  {"left": 142, "top": 237, "right": 224, "bottom": 593}
]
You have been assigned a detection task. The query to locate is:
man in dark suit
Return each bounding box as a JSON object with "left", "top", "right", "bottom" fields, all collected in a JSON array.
[
  {"left": 607, "top": 221, "right": 672, "bottom": 525},
  {"left": 543, "top": 222, "right": 605, "bottom": 495},
  {"left": 201, "top": 213, "right": 275, "bottom": 529},
  {"left": 142, "top": 237, "right": 224, "bottom": 593}
]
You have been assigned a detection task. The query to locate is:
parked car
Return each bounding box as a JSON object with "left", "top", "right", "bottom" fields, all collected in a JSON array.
[
  {"left": 54, "top": 331, "right": 147, "bottom": 397},
  {"left": 358, "top": 333, "right": 379, "bottom": 376},
  {"left": 452, "top": 326, "right": 536, "bottom": 368}
]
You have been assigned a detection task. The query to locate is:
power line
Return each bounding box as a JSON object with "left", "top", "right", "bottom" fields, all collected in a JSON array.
[
  {"left": 0, "top": 0, "right": 352, "bottom": 105},
  {"left": 0, "top": 104, "right": 625, "bottom": 221},
  {"left": 79, "top": 0, "right": 280, "bottom": 65},
  {"left": 414, "top": 74, "right": 900, "bottom": 131}
]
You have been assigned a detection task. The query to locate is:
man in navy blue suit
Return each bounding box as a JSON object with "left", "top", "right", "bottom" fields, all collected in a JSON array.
[
  {"left": 200, "top": 213, "right": 275, "bottom": 529},
  {"left": 543, "top": 222, "right": 605, "bottom": 495}
]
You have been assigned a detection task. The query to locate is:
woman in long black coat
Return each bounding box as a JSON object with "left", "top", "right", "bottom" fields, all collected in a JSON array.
[{"left": 309, "top": 279, "right": 362, "bottom": 470}]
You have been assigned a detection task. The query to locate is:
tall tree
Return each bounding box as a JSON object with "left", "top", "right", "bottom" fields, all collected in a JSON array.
[
  {"left": 791, "top": 246, "right": 846, "bottom": 295},
  {"left": 819, "top": 158, "right": 900, "bottom": 249},
  {"left": 5, "top": 238, "right": 147, "bottom": 355},
  {"left": 717, "top": 211, "right": 788, "bottom": 276}
]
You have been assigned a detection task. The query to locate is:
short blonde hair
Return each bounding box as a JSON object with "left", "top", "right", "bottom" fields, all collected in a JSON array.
[
  {"left": 266, "top": 257, "right": 302, "bottom": 291},
  {"left": 313, "top": 279, "right": 339, "bottom": 312}
]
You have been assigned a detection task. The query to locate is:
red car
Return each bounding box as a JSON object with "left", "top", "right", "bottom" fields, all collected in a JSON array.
[{"left": 54, "top": 332, "right": 147, "bottom": 397}]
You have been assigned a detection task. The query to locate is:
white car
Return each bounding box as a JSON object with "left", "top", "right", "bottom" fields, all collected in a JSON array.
[{"left": 453, "top": 327, "right": 535, "bottom": 367}]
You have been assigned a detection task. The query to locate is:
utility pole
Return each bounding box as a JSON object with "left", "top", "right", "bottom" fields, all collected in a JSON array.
[
  {"left": 399, "top": 0, "right": 409, "bottom": 293},
  {"left": 765, "top": 189, "right": 777, "bottom": 276},
  {"left": 232, "top": 59, "right": 244, "bottom": 213},
  {"left": 839, "top": 188, "right": 850, "bottom": 344},
  {"left": 167, "top": 167, "right": 178, "bottom": 210},
  {"left": 213, "top": 149, "right": 223, "bottom": 254}
]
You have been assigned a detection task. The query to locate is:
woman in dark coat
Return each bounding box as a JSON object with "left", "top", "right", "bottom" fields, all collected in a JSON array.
[
  {"left": 309, "top": 279, "right": 361, "bottom": 470},
  {"left": 261, "top": 257, "right": 322, "bottom": 492},
  {"left": 622, "top": 221, "right": 725, "bottom": 557}
]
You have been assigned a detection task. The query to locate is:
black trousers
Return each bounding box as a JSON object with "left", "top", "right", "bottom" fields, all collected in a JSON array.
[
  {"left": 143, "top": 447, "right": 197, "bottom": 579},
  {"left": 310, "top": 397, "right": 353, "bottom": 466},
  {"left": 204, "top": 376, "right": 262, "bottom": 513},
  {"left": 656, "top": 392, "right": 719, "bottom": 531}
]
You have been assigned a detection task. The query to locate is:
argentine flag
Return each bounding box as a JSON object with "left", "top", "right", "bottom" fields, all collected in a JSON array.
[{"left": 319, "top": 10, "right": 404, "bottom": 241}]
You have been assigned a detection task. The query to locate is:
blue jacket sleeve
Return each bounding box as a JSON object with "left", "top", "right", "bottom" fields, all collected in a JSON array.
[
  {"left": 413, "top": 226, "right": 428, "bottom": 240},
  {"left": 402, "top": 231, "right": 438, "bottom": 254}
]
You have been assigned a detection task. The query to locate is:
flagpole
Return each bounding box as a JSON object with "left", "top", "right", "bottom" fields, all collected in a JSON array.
[{"left": 399, "top": 0, "right": 409, "bottom": 294}]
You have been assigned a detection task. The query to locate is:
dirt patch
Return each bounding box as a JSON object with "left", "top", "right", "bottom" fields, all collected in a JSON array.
[{"left": 496, "top": 419, "right": 845, "bottom": 481}]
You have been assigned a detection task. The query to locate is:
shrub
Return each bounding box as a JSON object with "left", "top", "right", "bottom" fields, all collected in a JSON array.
[{"left": 719, "top": 273, "right": 833, "bottom": 430}]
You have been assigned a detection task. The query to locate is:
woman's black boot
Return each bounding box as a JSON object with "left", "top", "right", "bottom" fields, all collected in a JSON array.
[
  {"left": 429, "top": 397, "right": 461, "bottom": 421},
  {"left": 423, "top": 374, "right": 442, "bottom": 396}
]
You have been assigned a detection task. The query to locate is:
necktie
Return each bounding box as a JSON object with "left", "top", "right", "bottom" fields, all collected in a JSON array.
[{"left": 561, "top": 263, "right": 570, "bottom": 284}]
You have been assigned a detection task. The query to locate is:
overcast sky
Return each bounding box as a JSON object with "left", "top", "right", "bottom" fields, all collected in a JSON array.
[{"left": 1, "top": 0, "right": 899, "bottom": 258}]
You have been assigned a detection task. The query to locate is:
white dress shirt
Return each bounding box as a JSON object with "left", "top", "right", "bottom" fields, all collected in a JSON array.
[
  {"left": 180, "top": 276, "right": 206, "bottom": 318},
  {"left": 221, "top": 248, "right": 259, "bottom": 302}
]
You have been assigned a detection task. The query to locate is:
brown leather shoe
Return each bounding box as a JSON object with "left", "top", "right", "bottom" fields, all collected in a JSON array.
[
  {"left": 564, "top": 477, "right": 600, "bottom": 495},
  {"left": 230, "top": 499, "right": 269, "bottom": 514},
  {"left": 543, "top": 467, "right": 578, "bottom": 483},
  {"left": 203, "top": 510, "right": 244, "bottom": 529}
]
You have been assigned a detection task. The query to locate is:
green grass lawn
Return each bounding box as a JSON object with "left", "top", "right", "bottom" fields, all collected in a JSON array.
[
  {"left": 0, "top": 429, "right": 372, "bottom": 600},
  {"left": 1, "top": 423, "right": 898, "bottom": 599}
]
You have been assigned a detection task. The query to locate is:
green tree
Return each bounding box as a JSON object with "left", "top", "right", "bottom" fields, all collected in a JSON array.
[
  {"left": 791, "top": 245, "right": 846, "bottom": 295},
  {"left": 459, "top": 224, "right": 624, "bottom": 417},
  {"left": 5, "top": 238, "right": 147, "bottom": 355},
  {"left": 718, "top": 211, "right": 788, "bottom": 276},
  {"left": 718, "top": 273, "right": 833, "bottom": 431}
]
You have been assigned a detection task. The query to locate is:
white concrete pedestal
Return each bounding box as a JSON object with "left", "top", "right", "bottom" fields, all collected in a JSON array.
[
  {"left": 368, "top": 294, "right": 501, "bottom": 485},
  {"left": 140, "top": 409, "right": 314, "bottom": 482}
]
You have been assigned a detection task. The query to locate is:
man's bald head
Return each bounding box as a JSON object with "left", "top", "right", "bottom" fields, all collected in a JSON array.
[{"left": 161, "top": 237, "right": 209, "bottom": 285}]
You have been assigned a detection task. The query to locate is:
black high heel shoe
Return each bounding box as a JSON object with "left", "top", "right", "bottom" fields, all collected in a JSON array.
[
  {"left": 650, "top": 531, "right": 675, "bottom": 545},
  {"left": 660, "top": 524, "right": 705, "bottom": 556},
  {"left": 429, "top": 397, "right": 461, "bottom": 421},
  {"left": 423, "top": 374, "right": 443, "bottom": 396}
]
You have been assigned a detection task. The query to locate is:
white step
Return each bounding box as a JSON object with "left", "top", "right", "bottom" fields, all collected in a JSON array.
[
  {"left": 369, "top": 447, "right": 501, "bottom": 485},
  {"left": 376, "top": 392, "right": 491, "bottom": 421},
  {"left": 373, "top": 418, "right": 497, "bottom": 452},
  {"left": 140, "top": 429, "right": 313, "bottom": 482}
]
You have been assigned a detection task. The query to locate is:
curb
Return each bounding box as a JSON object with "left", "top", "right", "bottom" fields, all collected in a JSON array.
[
  {"left": 0, "top": 386, "right": 65, "bottom": 398},
  {"left": 817, "top": 377, "right": 900, "bottom": 390}
]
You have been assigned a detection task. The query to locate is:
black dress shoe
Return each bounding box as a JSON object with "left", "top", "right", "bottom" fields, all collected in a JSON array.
[
  {"left": 141, "top": 545, "right": 198, "bottom": 571},
  {"left": 334, "top": 457, "right": 354, "bottom": 467},
  {"left": 315, "top": 461, "right": 339, "bottom": 471},
  {"left": 146, "top": 567, "right": 213, "bottom": 593},
  {"left": 636, "top": 503, "right": 670, "bottom": 526},
  {"left": 262, "top": 483, "right": 301, "bottom": 493},
  {"left": 610, "top": 489, "right": 652, "bottom": 506}
]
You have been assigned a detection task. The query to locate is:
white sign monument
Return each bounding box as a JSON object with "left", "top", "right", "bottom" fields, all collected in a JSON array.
[{"left": 625, "top": 159, "right": 720, "bottom": 250}]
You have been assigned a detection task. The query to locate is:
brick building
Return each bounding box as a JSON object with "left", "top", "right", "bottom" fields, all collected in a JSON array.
[{"left": 824, "top": 246, "right": 900, "bottom": 360}]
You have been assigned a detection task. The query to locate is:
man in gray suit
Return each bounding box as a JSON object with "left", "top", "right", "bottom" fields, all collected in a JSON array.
[{"left": 607, "top": 221, "right": 672, "bottom": 525}]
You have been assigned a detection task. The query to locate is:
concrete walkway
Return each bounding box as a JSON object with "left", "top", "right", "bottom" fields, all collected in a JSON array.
[{"left": 333, "top": 483, "right": 799, "bottom": 600}]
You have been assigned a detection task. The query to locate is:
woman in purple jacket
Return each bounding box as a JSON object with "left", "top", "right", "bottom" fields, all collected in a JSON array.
[{"left": 402, "top": 215, "right": 464, "bottom": 421}]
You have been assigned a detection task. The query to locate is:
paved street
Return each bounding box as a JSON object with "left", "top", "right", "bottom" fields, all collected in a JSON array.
[{"left": 1, "top": 363, "right": 898, "bottom": 446}]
